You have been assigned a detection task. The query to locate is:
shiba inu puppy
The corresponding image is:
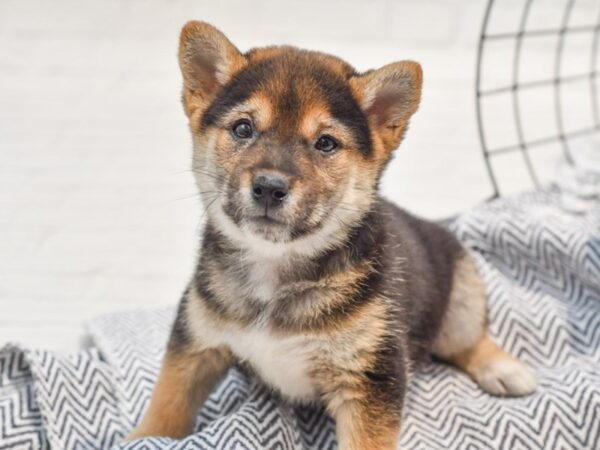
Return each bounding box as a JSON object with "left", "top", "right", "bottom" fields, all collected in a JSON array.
[{"left": 127, "top": 21, "right": 537, "bottom": 449}]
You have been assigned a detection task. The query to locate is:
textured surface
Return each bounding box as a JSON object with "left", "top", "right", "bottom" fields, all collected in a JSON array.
[{"left": 1, "top": 178, "right": 599, "bottom": 449}]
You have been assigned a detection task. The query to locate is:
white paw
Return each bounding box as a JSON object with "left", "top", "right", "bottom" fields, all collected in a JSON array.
[{"left": 473, "top": 357, "right": 537, "bottom": 397}]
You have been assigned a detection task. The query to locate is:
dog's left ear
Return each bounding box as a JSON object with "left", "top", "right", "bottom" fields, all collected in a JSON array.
[
  {"left": 351, "top": 61, "right": 422, "bottom": 153},
  {"left": 178, "top": 21, "right": 246, "bottom": 116}
]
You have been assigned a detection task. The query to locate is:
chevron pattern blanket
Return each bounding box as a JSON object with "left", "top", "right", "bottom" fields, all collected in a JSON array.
[{"left": 2, "top": 180, "right": 600, "bottom": 450}]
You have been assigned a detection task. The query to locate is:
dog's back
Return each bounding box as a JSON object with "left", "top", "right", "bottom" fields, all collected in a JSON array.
[{"left": 378, "top": 200, "right": 465, "bottom": 360}]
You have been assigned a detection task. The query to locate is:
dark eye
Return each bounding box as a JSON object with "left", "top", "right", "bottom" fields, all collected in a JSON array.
[
  {"left": 232, "top": 119, "right": 253, "bottom": 139},
  {"left": 315, "top": 135, "right": 338, "bottom": 153}
]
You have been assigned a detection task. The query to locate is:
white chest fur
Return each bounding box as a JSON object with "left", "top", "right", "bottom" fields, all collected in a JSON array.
[
  {"left": 242, "top": 256, "right": 281, "bottom": 302},
  {"left": 187, "top": 299, "right": 318, "bottom": 402},
  {"left": 222, "top": 326, "right": 317, "bottom": 401}
]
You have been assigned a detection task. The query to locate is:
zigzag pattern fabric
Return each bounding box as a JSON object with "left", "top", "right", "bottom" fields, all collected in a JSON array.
[{"left": 1, "top": 179, "right": 599, "bottom": 450}]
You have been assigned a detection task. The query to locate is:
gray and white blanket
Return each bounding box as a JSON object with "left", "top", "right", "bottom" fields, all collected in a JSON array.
[{"left": 2, "top": 177, "right": 600, "bottom": 450}]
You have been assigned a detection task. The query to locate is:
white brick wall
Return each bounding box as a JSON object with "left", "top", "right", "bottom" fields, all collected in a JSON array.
[{"left": 1, "top": 0, "right": 592, "bottom": 350}]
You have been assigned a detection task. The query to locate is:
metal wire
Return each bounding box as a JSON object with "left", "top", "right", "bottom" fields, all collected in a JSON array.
[
  {"left": 512, "top": 0, "right": 539, "bottom": 186},
  {"left": 554, "top": 0, "right": 576, "bottom": 164},
  {"left": 475, "top": 0, "right": 499, "bottom": 198},
  {"left": 475, "top": 0, "right": 600, "bottom": 198}
]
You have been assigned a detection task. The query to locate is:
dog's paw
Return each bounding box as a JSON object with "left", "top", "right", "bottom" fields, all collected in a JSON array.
[
  {"left": 473, "top": 357, "right": 537, "bottom": 397},
  {"left": 122, "top": 428, "right": 148, "bottom": 443},
  {"left": 123, "top": 425, "right": 165, "bottom": 442}
]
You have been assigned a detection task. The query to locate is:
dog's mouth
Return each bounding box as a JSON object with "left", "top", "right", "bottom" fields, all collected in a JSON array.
[
  {"left": 219, "top": 200, "right": 291, "bottom": 241},
  {"left": 219, "top": 193, "right": 332, "bottom": 243},
  {"left": 242, "top": 212, "right": 291, "bottom": 242},
  {"left": 249, "top": 214, "right": 286, "bottom": 226}
]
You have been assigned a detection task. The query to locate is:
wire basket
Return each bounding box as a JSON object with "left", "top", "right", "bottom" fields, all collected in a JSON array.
[{"left": 476, "top": 0, "right": 600, "bottom": 198}]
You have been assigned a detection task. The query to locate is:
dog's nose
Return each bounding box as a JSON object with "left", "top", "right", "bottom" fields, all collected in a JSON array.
[{"left": 252, "top": 174, "right": 289, "bottom": 207}]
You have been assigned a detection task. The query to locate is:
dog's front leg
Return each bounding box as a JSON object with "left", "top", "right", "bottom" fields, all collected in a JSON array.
[
  {"left": 125, "top": 341, "right": 232, "bottom": 441},
  {"left": 332, "top": 396, "right": 402, "bottom": 450},
  {"left": 124, "top": 290, "right": 233, "bottom": 441}
]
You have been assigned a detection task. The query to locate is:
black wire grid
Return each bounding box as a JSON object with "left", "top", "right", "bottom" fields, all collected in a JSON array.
[{"left": 476, "top": 0, "right": 600, "bottom": 198}]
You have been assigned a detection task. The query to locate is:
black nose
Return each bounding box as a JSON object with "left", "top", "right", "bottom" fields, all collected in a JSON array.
[{"left": 252, "top": 174, "right": 289, "bottom": 207}]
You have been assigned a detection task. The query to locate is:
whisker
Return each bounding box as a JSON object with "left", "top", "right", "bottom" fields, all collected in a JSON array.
[
  {"left": 171, "top": 190, "right": 223, "bottom": 202},
  {"left": 171, "top": 193, "right": 203, "bottom": 202},
  {"left": 201, "top": 196, "right": 219, "bottom": 219},
  {"left": 191, "top": 167, "right": 228, "bottom": 183}
]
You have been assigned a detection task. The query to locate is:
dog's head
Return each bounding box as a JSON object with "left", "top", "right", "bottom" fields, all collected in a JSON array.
[{"left": 179, "top": 21, "right": 422, "bottom": 255}]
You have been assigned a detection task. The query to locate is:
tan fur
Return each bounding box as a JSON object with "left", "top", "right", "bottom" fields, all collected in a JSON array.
[
  {"left": 272, "top": 261, "right": 380, "bottom": 331},
  {"left": 125, "top": 348, "right": 231, "bottom": 441},
  {"left": 298, "top": 105, "right": 355, "bottom": 144},
  {"left": 179, "top": 21, "right": 247, "bottom": 116},
  {"left": 432, "top": 252, "right": 487, "bottom": 359},
  {"left": 431, "top": 253, "right": 537, "bottom": 397},
  {"left": 453, "top": 335, "right": 507, "bottom": 375},
  {"left": 350, "top": 60, "right": 423, "bottom": 155},
  {"left": 215, "top": 93, "right": 275, "bottom": 132},
  {"left": 314, "top": 299, "right": 391, "bottom": 377},
  {"left": 333, "top": 400, "right": 400, "bottom": 450},
  {"left": 450, "top": 334, "right": 537, "bottom": 397}
]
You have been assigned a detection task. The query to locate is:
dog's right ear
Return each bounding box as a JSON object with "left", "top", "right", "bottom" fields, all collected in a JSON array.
[{"left": 178, "top": 21, "right": 246, "bottom": 116}]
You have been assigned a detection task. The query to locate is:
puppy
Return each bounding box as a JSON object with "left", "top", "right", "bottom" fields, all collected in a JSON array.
[{"left": 127, "top": 21, "right": 537, "bottom": 449}]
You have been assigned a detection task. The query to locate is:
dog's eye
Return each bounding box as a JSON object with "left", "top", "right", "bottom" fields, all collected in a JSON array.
[
  {"left": 231, "top": 119, "right": 253, "bottom": 139},
  {"left": 315, "top": 135, "right": 338, "bottom": 153}
]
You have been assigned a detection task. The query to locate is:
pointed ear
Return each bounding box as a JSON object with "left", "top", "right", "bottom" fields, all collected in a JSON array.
[
  {"left": 178, "top": 21, "right": 246, "bottom": 115},
  {"left": 351, "top": 61, "right": 422, "bottom": 152}
]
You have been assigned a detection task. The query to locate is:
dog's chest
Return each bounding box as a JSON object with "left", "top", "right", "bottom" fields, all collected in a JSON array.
[
  {"left": 197, "top": 257, "right": 320, "bottom": 401},
  {"left": 202, "top": 319, "right": 319, "bottom": 402},
  {"left": 243, "top": 258, "right": 281, "bottom": 302}
]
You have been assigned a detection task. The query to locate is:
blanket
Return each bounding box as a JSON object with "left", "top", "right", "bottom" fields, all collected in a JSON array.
[{"left": 2, "top": 175, "right": 599, "bottom": 450}]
